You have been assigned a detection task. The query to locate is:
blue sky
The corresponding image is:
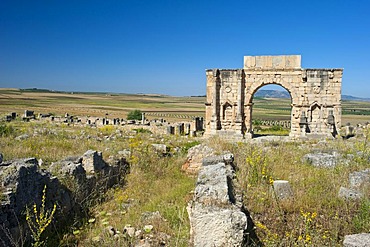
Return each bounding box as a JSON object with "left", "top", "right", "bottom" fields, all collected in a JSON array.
[{"left": 1, "top": 0, "right": 369, "bottom": 97}]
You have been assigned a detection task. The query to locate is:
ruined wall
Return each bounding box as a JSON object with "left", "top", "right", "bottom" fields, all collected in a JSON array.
[
  {"left": 205, "top": 55, "right": 343, "bottom": 139},
  {"left": 187, "top": 153, "right": 257, "bottom": 246}
]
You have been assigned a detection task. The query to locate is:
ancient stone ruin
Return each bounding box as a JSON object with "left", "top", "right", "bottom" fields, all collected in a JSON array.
[
  {"left": 0, "top": 151, "right": 129, "bottom": 246},
  {"left": 204, "top": 55, "right": 343, "bottom": 139},
  {"left": 187, "top": 153, "right": 257, "bottom": 246}
]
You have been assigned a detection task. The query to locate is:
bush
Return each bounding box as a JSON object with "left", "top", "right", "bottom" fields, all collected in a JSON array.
[
  {"left": 133, "top": 128, "right": 152, "bottom": 134},
  {"left": 127, "top": 110, "right": 142, "bottom": 120},
  {"left": 0, "top": 123, "right": 15, "bottom": 137}
]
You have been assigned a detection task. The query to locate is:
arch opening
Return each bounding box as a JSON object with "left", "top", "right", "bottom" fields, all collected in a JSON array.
[{"left": 250, "top": 84, "right": 292, "bottom": 137}]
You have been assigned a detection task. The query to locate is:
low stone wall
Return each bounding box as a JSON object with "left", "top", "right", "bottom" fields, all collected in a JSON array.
[
  {"left": 0, "top": 151, "right": 129, "bottom": 247},
  {"left": 187, "top": 154, "right": 258, "bottom": 247}
]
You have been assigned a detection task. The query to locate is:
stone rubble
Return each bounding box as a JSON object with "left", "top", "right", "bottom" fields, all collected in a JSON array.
[
  {"left": 339, "top": 169, "right": 370, "bottom": 200},
  {"left": 303, "top": 151, "right": 341, "bottom": 168}
]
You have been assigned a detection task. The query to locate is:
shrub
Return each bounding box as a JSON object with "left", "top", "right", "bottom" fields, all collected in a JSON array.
[
  {"left": 0, "top": 123, "right": 15, "bottom": 137},
  {"left": 133, "top": 128, "right": 152, "bottom": 134},
  {"left": 127, "top": 110, "right": 142, "bottom": 120}
]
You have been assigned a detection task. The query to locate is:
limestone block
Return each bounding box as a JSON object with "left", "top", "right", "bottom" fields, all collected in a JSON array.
[
  {"left": 82, "top": 150, "right": 106, "bottom": 174},
  {"left": 255, "top": 56, "right": 263, "bottom": 68},
  {"left": 285, "top": 55, "right": 301, "bottom": 68},
  {"left": 349, "top": 169, "right": 370, "bottom": 189},
  {"left": 273, "top": 180, "right": 294, "bottom": 200},
  {"left": 264, "top": 56, "right": 273, "bottom": 68},
  {"left": 338, "top": 187, "right": 363, "bottom": 200},
  {"left": 272, "top": 56, "right": 284, "bottom": 68},
  {"left": 340, "top": 126, "right": 355, "bottom": 139},
  {"left": 181, "top": 144, "right": 215, "bottom": 174},
  {"left": 189, "top": 203, "right": 247, "bottom": 247},
  {"left": 244, "top": 56, "right": 256, "bottom": 68},
  {"left": 151, "top": 144, "right": 169, "bottom": 155},
  {"left": 202, "top": 153, "right": 234, "bottom": 166},
  {"left": 343, "top": 233, "right": 370, "bottom": 247}
]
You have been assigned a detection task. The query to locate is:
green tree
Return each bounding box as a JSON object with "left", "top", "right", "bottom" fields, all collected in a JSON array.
[{"left": 127, "top": 110, "right": 142, "bottom": 120}]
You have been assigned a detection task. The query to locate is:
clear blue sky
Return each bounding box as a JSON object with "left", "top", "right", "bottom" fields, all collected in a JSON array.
[{"left": 1, "top": 0, "right": 369, "bottom": 97}]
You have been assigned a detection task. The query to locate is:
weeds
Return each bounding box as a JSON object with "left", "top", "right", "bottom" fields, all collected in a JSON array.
[
  {"left": 0, "top": 122, "right": 15, "bottom": 137},
  {"left": 25, "top": 185, "right": 57, "bottom": 247},
  {"left": 206, "top": 137, "right": 370, "bottom": 246}
]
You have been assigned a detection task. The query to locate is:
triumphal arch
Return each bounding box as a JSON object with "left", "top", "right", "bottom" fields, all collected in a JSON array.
[{"left": 204, "top": 55, "right": 343, "bottom": 139}]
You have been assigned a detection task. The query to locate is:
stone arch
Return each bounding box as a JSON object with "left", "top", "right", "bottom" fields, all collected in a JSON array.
[{"left": 204, "top": 55, "right": 343, "bottom": 139}]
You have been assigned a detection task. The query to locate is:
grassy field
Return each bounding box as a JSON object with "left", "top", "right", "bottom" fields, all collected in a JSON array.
[{"left": 1, "top": 88, "right": 370, "bottom": 246}]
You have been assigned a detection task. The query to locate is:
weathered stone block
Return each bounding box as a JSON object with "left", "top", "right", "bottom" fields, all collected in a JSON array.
[
  {"left": 181, "top": 144, "right": 214, "bottom": 174},
  {"left": 273, "top": 180, "right": 294, "bottom": 200},
  {"left": 343, "top": 233, "right": 370, "bottom": 247},
  {"left": 81, "top": 150, "right": 106, "bottom": 173},
  {"left": 338, "top": 187, "right": 363, "bottom": 200},
  {"left": 303, "top": 152, "right": 340, "bottom": 168}
]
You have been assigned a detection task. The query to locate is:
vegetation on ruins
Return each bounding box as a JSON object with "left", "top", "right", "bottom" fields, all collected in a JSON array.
[
  {"left": 206, "top": 131, "right": 370, "bottom": 246},
  {"left": 25, "top": 185, "right": 57, "bottom": 247},
  {"left": 126, "top": 109, "right": 143, "bottom": 121}
]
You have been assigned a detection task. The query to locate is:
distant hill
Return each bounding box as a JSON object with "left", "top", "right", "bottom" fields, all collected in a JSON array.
[
  {"left": 12, "top": 88, "right": 370, "bottom": 102},
  {"left": 254, "top": 90, "right": 290, "bottom": 98},
  {"left": 254, "top": 90, "right": 370, "bottom": 101},
  {"left": 342, "top": 95, "right": 370, "bottom": 101}
]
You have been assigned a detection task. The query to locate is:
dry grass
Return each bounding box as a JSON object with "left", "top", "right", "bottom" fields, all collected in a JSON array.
[
  {"left": 206, "top": 135, "right": 370, "bottom": 246},
  {"left": 1, "top": 88, "right": 370, "bottom": 246},
  {"left": 0, "top": 120, "right": 196, "bottom": 246}
]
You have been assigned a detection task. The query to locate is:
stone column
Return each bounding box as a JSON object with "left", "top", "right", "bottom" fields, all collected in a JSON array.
[
  {"left": 141, "top": 113, "right": 145, "bottom": 125},
  {"left": 244, "top": 103, "right": 253, "bottom": 138},
  {"left": 236, "top": 69, "right": 243, "bottom": 122},
  {"left": 212, "top": 77, "right": 218, "bottom": 119},
  {"left": 167, "top": 126, "right": 174, "bottom": 135},
  {"left": 210, "top": 69, "right": 220, "bottom": 132},
  {"left": 185, "top": 123, "right": 191, "bottom": 135}
]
